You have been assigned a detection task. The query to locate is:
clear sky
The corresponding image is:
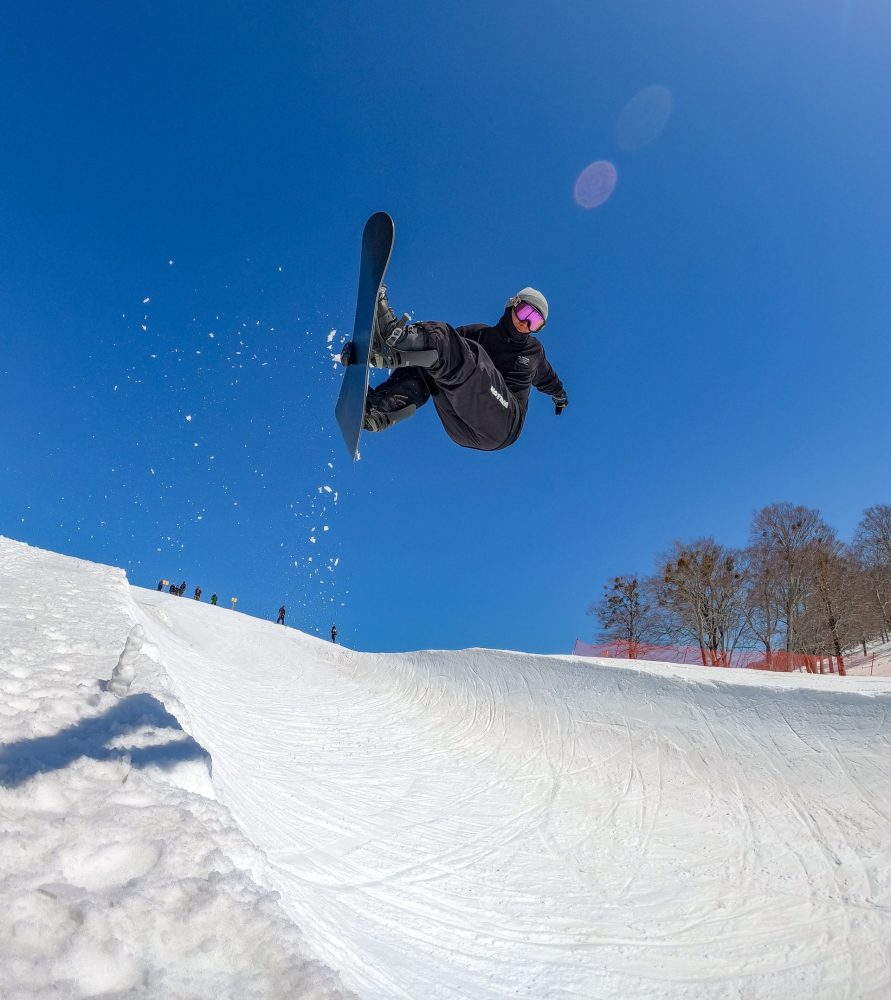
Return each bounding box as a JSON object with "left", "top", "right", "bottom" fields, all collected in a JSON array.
[{"left": 2, "top": 1, "right": 890, "bottom": 652}]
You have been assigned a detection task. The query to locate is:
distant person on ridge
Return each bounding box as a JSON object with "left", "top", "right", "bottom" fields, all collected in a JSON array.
[
  {"left": 194, "top": 586, "right": 202, "bottom": 601},
  {"left": 277, "top": 605, "right": 286, "bottom": 625},
  {"left": 331, "top": 624, "right": 338, "bottom": 643},
  {"left": 363, "top": 286, "right": 567, "bottom": 451},
  {"left": 168, "top": 583, "right": 177, "bottom": 595},
  {"left": 178, "top": 580, "right": 186, "bottom": 597},
  {"left": 210, "top": 593, "right": 218, "bottom": 606},
  {"left": 157, "top": 580, "right": 164, "bottom": 591}
]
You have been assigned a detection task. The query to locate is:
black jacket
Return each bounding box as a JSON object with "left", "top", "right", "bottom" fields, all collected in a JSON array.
[{"left": 457, "top": 310, "right": 564, "bottom": 418}]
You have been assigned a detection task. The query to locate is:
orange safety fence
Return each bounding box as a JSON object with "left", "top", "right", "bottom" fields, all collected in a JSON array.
[{"left": 572, "top": 639, "right": 845, "bottom": 674}]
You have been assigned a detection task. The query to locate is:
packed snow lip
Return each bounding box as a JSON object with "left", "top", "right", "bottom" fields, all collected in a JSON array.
[
  {"left": 3, "top": 535, "right": 891, "bottom": 999},
  {"left": 0, "top": 537, "right": 355, "bottom": 1000}
]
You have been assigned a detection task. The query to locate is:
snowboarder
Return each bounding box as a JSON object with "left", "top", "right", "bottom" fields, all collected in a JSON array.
[
  {"left": 363, "top": 286, "right": 567, "bottom": 451},
  {"left": 331, "top": 624, "right": 338, "bottom": 643},
  {"left": 210, "top": 593, "right": 218, "bottom": 606},
  {"left": 277, "top": 605, "right": 286, "bottom": 625}
]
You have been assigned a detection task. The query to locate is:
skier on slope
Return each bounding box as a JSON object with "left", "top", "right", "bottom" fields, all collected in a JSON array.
[{"left": 363, "top": 287, "right": 567, "bottom": 451}]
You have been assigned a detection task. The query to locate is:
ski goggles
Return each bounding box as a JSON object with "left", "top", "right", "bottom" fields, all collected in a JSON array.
[{"left": 514, "top": 301, "right": 546, "bottom": 332}]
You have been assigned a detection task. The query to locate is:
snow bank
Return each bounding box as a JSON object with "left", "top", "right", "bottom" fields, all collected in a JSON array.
[{"left": 0, "top": 537, "right": 354, "bottom": 1000}]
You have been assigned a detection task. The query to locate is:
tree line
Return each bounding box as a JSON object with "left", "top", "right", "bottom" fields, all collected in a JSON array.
[{"left": 590, "top": 503, "right": 891, "bottom": 675}]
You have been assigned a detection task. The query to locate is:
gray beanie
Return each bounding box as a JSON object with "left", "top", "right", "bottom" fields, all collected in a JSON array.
[{"left": 506, "top": 286, "right": 549, "bottom": 322}]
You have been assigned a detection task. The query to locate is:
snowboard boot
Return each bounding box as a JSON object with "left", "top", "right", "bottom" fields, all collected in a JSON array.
[
  {"left": 363, "top": 399, "right": 417, "bottom": 432},
  {"left": 369, "top": 335, "right": 438, "bottom": 370},
  {"left": 363, "top": 370, "right": 429, "bottom": 432},
  {"left": 375, "top": 285, "right": 407, "bottom": 343},
  {"left": 370, "top": 286, "right": 439, "bottom": 370}
]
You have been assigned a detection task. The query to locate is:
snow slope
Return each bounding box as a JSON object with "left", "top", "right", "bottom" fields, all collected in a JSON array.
[
  {"left": 0, "top": 538, "right": 353, "bottom": 1000},
  {"left": 845, "top": 639, "right": 891, "bottom": 677},
  {"left": 3, "top": 537, "right": 891, "bottom": 999}
]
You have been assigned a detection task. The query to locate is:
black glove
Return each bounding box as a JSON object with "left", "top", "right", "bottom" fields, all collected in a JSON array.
[{"left": 553, "top": 392, "right": 568, "bottom": 416}]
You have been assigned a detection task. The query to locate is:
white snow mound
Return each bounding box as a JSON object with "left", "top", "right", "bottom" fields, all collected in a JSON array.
[{"left": 2, "top": 536, "right": 890, "bottom": 1000}]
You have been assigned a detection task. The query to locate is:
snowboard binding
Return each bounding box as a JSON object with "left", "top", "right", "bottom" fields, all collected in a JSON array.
[{"left": 376, "top": 285, "right": 411, "bottom": 346}]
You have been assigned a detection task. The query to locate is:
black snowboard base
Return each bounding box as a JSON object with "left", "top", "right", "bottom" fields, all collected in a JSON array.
[{"left": 334, "top": 212, "right": 395, "bottom": 461}]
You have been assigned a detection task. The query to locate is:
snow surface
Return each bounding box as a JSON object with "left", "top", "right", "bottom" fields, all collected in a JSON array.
[
  {"left": 2, "top": 536, "right": 891, "bottom": 999},
  {"left": 845, "top": 639, "right": 891, "bottom": 677}
]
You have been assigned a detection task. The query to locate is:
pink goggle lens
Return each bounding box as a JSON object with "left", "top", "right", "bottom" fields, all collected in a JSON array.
[{"left": 515, "top": 301, "right": 546, "bottom": 331}]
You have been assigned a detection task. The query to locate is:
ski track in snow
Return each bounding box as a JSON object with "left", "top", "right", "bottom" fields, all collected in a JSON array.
[{"left": 3, "top": 536, "right": 891, "bottom": 999}]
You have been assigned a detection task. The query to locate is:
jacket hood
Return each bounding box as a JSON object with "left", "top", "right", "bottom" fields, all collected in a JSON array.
[{"left": 499, "top": 308, "right": 528, "bottom": 343}]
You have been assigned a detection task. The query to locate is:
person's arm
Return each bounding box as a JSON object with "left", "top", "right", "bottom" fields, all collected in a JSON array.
[{"left": 534, "top": 356, "right": 568, "bottom": 414}]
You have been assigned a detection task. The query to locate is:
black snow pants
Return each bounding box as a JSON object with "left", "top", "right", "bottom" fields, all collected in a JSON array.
[{"left": 373, "top": 322, "right": 523, "bottom": 451}]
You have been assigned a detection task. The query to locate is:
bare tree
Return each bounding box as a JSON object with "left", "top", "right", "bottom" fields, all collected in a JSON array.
[
  {"left": 854, "top": 504, "right": 891, "bottom": 565},
  {"left": 650, "top": 538, "right": 748, "bottom": 666},
  {"left": 797, "top": 535, "right": 860, "bottom": 674},
  {"left": 743, "top": 539, "right": 784, "bottom": 666},
  {"left": 589, "top": 500, "right": 891, "bottom": 673},
  {"left": 589, "top": 575, "right": 658, "bottom": 657},
  {"left": 749, "top": 503, "right": 828, "bottom": 654},
  {"left": 846, "top": 557, "right": 888, "bottom": 655},
  {"left": 853, "top": 504, "right": 891, "bottom": 641}
]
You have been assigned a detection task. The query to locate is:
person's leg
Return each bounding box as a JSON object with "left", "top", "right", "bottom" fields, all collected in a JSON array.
[
  {"left": 423, "top": 333, "right": 523, "bottom": 451},
  {"left": 368, "top": 316, "right": 522, "bottom": 450},
  {"left": 366, "top": 323, "right": 523, "bottom": 451},
  {"left": 363, "top": 367, "right": 431, "bottom": 432}
]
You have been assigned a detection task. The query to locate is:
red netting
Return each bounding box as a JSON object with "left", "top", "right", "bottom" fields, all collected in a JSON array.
[{"left": 572, "top": 640, "right": 844, "bottom": 674}]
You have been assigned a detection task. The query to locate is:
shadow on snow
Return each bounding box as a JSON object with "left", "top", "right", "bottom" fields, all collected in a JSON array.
[{"left": 0, "top": 692, "right": 210, "bottom": 789}]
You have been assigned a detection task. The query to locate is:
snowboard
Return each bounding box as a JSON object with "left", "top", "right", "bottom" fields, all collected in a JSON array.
[{"left": 335, "top": 211, "right": 395, "bottom": 461}]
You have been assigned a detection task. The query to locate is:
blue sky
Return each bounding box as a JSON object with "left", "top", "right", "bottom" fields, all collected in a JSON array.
[{"left": 2, "top": 1, "right": 890, "bottom": 652}]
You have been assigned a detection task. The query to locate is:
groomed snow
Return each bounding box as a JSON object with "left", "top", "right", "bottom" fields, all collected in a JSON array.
[{"left": 2, "top": 536, "right": 890, "bottom": 999}]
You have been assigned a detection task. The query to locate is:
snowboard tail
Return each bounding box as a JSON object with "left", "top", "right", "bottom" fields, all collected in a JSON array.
[{"left": 335, "top": 212, "right": 395, "bottom": 460}]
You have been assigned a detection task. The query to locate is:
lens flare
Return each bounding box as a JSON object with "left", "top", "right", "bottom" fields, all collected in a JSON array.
[
  {"left": 573, "top": 161, "right": 618, "bottom": 209},
  {"left": 616, "top": 84, "right": 673, "bottom": 151}
]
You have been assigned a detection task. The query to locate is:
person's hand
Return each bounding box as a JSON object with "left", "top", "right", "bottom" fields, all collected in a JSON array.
[{"left": 554, "top": 392, "right": 568, "bottom": 416}]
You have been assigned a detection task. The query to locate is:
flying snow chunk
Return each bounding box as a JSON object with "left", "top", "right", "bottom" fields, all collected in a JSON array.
[
  {"left": 327, "top": 330, "right": 337, "bottom": 346},
  {"left": 185, "top": 415, "right": 193, "bottom": 422},
  {"left": 143, "top": 297, "right": 151, "bottom": 304},
  {"left": 574, "top": 161, "right": 618, "bottom": 209}
]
